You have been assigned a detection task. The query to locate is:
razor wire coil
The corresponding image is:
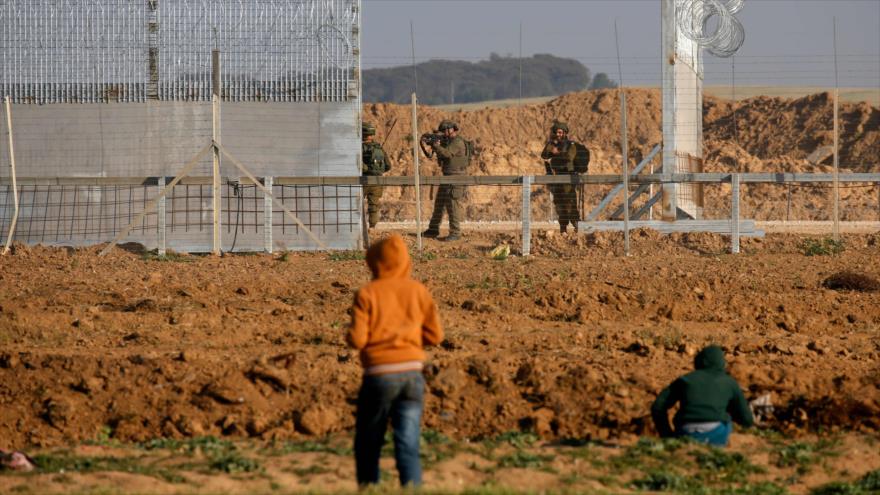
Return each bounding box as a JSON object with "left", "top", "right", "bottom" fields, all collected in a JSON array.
[{"left": 677, "top": 0, "right": 745, "bottom": 58}]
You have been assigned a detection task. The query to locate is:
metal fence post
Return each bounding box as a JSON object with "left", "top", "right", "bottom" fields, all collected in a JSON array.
[
  {"left": 731, "top": 174, "right": 740, "bottom": 254},
  {"left": 157, "top": 176, "right": 166, "bottom": 256},
  {"left": 411, "top": 93, "right": 422, "bottom": 251},
  {"left": 522, "top": 175, "right": 532, "bottom": 256},
  {"left": 264, "top": 176, "right": 273, "bottom": 253}
]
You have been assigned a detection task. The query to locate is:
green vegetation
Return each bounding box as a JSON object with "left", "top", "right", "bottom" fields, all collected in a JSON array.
[
  {"left": 264, "top": 438, "right": 353, "bottom": 457},
  {"left": 497, "top": 451, "right": 555, "bottom": 470},
  {"left": 328, "top": 250, "right": 366, "bottom": 261},
  {"left": 29, "top": 452, "right": 185, "bottom": 483},
  {"left": 772, "top": 438, "right": 841, "bottom": 475},
  {"left": 810, "top": 468, "right": 880, "bottom": 495},
  {"left": 2, "top": 435, "right": 871, "bottom": 494},
  {"left": 141, "top": 436, "right": 262, "bottom": 474},
  {"left": 801, "top": 237, "right": 845, "bottom": 256},
  {"left": 141, "top": 249, "right": 193, "bottom": 262}
]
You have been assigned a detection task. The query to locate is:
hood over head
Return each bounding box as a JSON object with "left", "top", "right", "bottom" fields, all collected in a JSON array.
[
  {"left": 694, "top": 345, "right": 726, "bottom": 371},
  {"left": 366, "top": 234, "right": 412, "bottom": 280}
]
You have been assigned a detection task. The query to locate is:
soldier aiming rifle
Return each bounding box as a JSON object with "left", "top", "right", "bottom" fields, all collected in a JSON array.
[{"left": 420, "top": 120, "right": 469, "bottom": 242}]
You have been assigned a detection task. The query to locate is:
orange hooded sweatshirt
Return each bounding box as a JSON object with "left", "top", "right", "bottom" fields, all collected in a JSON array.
[{"left": 347, "top": 235, "right": 443, "bottom": 372}]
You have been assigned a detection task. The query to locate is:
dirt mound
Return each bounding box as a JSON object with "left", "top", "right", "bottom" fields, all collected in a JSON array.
[
  {"left": 365, "top": 89, "right": 879, "bottom": 222},
  {"left": 822, "top": 271, "right": 880, "bottom": 292}
]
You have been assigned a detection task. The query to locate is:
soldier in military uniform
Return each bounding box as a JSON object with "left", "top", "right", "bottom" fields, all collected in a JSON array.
[
  {"left": 421, "top": 120, "right": 468, "bottom": 242},
  {"left": 541, "top": 121, "right": 580, "bottom": 234},
  {"left": 362, "top": 122, "right": 391, "bottom": 228}
]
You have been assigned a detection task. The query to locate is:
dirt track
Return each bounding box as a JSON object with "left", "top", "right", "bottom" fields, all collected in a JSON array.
[{"left": 1, "top": 231, "right": 878, "bottom": 449}]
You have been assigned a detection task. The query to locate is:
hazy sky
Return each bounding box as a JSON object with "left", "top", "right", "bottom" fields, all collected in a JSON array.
[{"left": 361, "top": 0, "right": 880, "bottom": 88}]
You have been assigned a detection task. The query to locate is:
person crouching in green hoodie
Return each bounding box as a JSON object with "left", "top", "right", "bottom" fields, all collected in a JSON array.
[{"left": 651, "top": 345, "right": 754, "bottom": 446}]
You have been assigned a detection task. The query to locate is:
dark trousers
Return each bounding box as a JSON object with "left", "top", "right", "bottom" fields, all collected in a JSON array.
[
  {"left": 550, "top": 183, "right": 580, "bottom": 229},
  {"left": 364, "top": 185, "right": 384, "bottom": 228},
  {"left": 354, "top": 371, "right": 424, "bottom": 487},
  {"left": 428, "top": 184, "right": 463, "bottom": 235}
]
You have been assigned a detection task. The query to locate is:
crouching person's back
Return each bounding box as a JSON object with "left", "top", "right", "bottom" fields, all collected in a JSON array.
[
  {"left": 651, "top": 345, "right": 753, "bottom": 446},
  {"left": 346, "top": 234, "right": 444, "bottom": 487}
]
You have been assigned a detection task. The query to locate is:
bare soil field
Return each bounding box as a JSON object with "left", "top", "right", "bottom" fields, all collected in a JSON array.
[{"left": 1, "top": 230, "right": 879, "bottom": 493}]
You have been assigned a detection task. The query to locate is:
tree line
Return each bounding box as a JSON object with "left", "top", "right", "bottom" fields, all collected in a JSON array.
[{"left": 363, "top": 53, "right": 618, "bottom": 105}]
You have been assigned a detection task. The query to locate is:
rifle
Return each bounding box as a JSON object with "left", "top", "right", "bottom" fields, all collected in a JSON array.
[{"left": 381, "top": 118, "right": 398, "bottom": 148}]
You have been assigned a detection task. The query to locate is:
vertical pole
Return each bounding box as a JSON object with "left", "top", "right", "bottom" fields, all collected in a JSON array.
[
  {"left": 410, "top": 21, "right": 418, "bottom": 95},
  {"left": 147, "top": 0, "right": 159, "bottom": 100},
  {"left": 518, "top": 21, "right": 523, "bottom": 106},
  {"left": 522, "top": 175, "right": 532, "bottom": 256},
  {"left": 264, "top": 176, "right": 273, "bottom": 253},
  {"left": 614, "top": 19, "right": 630, "bottom": 255},
  {"left": 660, "top": 0, "right": 678, "bottom": 221},
  {"left": 648, "top": 159, "right": 655, "bottom": 220},
  {"left": 2, "top": 96, "right": 19, "bottom": 255},
  {"left": 211, "top": 50, "right": 222, "bottom": 255},
  {"left": 621, "top": 91, "right": 630, "bottom": 256},
  {"left": 212, "top": 50, "right": 222, "bottom": 255},
  {"left": 731, "top": 174, "right": 740, "bottom": 254},
  {"left": 157, "top": 176, "right": 166, "bottom": 255},
  {"left": 832, "top": 17, "right": 840, "bottom": 242},
  {"left": 412, "top": 93, "right": 422, "bottom": 251}
]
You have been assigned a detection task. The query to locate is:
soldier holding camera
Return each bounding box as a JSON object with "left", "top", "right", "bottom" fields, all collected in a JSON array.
[
  {"left": 541, "top": 121, "right": 580, "bottom": 234},
  {"left": 362, "top": 122, "right": 391, "bottom": 228},
  {"left": 421, "top": 120, "right": 467, "bottom": 242}
]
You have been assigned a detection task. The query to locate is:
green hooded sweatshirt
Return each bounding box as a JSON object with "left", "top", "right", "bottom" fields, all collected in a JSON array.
[{"left": 651, "top": 345, "right": 754, "bottom": 437}]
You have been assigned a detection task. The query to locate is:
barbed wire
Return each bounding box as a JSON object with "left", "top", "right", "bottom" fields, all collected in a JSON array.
[{"left": 677, "top": 0, "right": 745, "bottom": 58}]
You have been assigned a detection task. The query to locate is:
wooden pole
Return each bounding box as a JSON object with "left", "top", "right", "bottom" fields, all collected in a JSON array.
[
  {"left": 2, "top": 96, "right": 19, "bottom": 255},
  {"left": 621, "top": 90, "right": 630, "bottom": 256},
  {"left": 832, "top": 18, "right": 840, "bottom": 243},
  {"left": 614, "top": 19, "right": 630, "bottom": 256},
  {"left": 212, "top": 49, "right": 222, "bottom": 255},
  {"left": 412, "top": 92, "right": 422, "bottom": 251}
]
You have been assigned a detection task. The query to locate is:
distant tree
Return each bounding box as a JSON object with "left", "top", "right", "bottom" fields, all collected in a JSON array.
[
  {"left": 362, "top": 54, "right": 593, "bottom": 104},
  {"left": 588, "top": 72, "right": 618, "bottom": 90}
]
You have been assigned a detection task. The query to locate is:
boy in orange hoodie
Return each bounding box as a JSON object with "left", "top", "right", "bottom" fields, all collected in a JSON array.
[{"left": 347, "top": 234, "right": 443, "bottom": 487}]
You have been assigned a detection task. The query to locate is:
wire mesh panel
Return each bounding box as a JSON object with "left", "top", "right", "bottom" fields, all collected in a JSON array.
[
  {"left": 0, "top": 0, "right": 359, "bottom": 103},
  {"left": 0, "top": 184, "right": 160, "bottom": 246},
  {"left": 0, "top": 0, "right": 148, "bottom": 104}
]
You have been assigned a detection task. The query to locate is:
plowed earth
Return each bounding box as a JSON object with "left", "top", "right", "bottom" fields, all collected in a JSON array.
[{"left": 1, "top": 231, "right": 879, "bottom": 450}]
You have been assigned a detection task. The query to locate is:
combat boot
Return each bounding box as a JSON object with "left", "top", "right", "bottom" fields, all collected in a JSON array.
[{"left": 422, "top": 228, "right": 440, "bottom": 238}]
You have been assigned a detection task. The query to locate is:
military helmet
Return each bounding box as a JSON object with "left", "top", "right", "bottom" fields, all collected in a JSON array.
[
  {"left": 551, "top": 121, "right": 569, "bottom": 134},
  {"left": 437, "top": 120, "right": 458, "bottom": 131},
  {"left": 362, "top": 122, "right": 376, "bottom": 136}
]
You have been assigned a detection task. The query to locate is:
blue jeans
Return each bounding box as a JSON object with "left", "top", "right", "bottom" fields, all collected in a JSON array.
[
  {"left": 681, "top": 421, "right": 732, "bottom": 446},
  {"left": 355, "top": 371, "right": 424, "bottom": 487}
]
